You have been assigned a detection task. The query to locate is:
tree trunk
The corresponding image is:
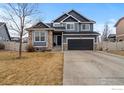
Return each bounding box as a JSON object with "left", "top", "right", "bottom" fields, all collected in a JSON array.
[{"left": 18, "top": 32, "right": 23, "bottom": 58}]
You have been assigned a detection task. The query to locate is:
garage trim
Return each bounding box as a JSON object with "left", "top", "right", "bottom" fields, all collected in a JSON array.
[{"left": 66, "top": 37, "right": 95, "bottom": 50}]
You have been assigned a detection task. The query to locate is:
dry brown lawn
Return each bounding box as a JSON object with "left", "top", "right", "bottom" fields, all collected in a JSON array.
[
  {"left": 108, "top": 50, "right": 124, "bottom": 56},
  {"left": 0, "top": 51, "right": 63, "bottom": 85}
]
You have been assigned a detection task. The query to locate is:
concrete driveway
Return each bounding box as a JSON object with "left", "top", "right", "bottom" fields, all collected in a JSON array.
[{"left": 63, "top": 51, "right": 124, "bottom": 85}]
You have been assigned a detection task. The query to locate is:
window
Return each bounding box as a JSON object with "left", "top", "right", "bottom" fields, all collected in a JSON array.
[
  {"left": 35, "top": 32, "right": 40, "bottom": 41},
  {"left": 81, "top": 24, "right": 90, "bottom": 31},
  {"left": 53, "top": 23, "right": 63, "bottom": 27},
  {"left": 34, "top": 31, "right": 46, "bottom": 42},
  {"left": 40, "top": 32, "right": 45, "bottom": 41},
  {"left": 66, "top": 23, "right": 74, "bottom": 30}
]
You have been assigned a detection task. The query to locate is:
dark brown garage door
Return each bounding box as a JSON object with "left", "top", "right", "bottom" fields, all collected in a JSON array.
[{"left": 68, "top": 39, "right": 93, "bottom": 50}]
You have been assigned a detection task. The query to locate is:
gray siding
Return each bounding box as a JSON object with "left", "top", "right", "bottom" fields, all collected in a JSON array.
[
  {"left": 53, "top": 22, "right": 94, "bottom": 32},
  {"left": 32, "top": 31, "right": 48, "bottom": 46},
  {"left": 54, "top": 14, "right": 68, "bottom": 22},
  {"left": 0, "top": 25, "right": 10, "bottom": 41}
]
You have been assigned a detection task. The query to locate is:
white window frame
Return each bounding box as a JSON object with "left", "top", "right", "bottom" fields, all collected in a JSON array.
[
  {"left": 53, "top": 23, "right": 63, "bottom": 27},
  {"left": 81, "top": 24, "right": 90, "bottom": 31},
  {"left": 66, "top": 23, "right": 75, "bottom": 31},
  {"left": 34, "top": 31, "right": 47, "bottom": 42}
]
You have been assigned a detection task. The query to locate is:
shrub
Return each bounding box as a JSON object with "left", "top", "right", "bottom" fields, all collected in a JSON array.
[
  {"left": 26, "top": 45, "right": 35, "bottom": 52},
  {"left": 0, "top": 43, "right": 5, "bottom": 50}
]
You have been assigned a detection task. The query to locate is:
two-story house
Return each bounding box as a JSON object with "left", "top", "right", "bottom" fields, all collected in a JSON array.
[{"left": 26, "top": 10, "right": 99, "bottom": 51}]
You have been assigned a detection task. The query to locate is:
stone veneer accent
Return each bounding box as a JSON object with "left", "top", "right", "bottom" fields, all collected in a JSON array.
[
  {"left": 63, "top": 43, "right": 68, "bottom": 50},
  {"left": 48, "top": 31, "right": 53, "bottom": 50},
  {"left": 28, "top": 30, "right": 32, "bottom": 47}
]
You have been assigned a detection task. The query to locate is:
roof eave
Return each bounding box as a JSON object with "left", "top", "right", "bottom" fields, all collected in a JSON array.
[{"left": 26, "top": 28, "right": 55, "bottom": 31}]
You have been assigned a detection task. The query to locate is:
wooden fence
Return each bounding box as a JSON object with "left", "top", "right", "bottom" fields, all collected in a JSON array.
[
  {"left": 97, "top": 41, "right": 124, "bottom": 51},
  {"left": 0, "top": 41, "right": 28, "bottom": 51}
]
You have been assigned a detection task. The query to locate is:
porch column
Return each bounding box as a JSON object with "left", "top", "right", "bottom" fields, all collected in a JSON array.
[
  {"left": 48, "top": 31, "right": 53, "bottom": 50},
  {"left": 62, "top": 32, "right": 64, "bottom": 51},
  {"left": 28, "top": 30, "right": 32, "bottom": 47}
]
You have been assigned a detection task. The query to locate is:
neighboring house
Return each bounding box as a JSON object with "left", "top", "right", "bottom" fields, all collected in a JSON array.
[
  {"left": 108, "top": 34, "right": 116, "bottom": 42},
  {"left": 0, "top": 22, "right": 11, "bottom": 41},
  {"left": 115, "top": 17, "right": 124, "bottom": 41},
  {"left": 26, "top": 10, "right": 99, "bottom": 51}
]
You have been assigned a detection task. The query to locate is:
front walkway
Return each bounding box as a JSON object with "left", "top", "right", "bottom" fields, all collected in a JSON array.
[
  {"left": 63, "top": 51, "right": 124, "bottom": 85},
  {"left": 52, "top": 46, "right": 62, "bottom": 51}
]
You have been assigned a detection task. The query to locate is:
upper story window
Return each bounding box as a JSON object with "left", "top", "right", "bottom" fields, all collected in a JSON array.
[
  {"left": 81, "top": 24, "right": 90, "bottom": 31},
  {"left": 34, "top": 31, "right": 46, "bottom": 42},
  {"left": 66, "top": 23, "right": 75, "bottom": 30},
  {"left": 53, "top": 23, "right": 63, "bottom": 27}
]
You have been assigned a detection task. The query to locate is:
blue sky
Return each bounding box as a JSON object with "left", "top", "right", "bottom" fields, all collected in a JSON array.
[
  {"left": 0, "top": 3, "right": 124, "bottom": 35},
  {"left": 37, "top": 3, "right": 124, "bottom": 24},
  {"left": 38, "top": 3, "right": 124, "bottom": 34}
]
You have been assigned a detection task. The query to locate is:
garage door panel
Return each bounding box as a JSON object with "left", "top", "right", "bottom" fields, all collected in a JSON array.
[{"left": 68, "top": 39, "right": 93, "bottom": 50}]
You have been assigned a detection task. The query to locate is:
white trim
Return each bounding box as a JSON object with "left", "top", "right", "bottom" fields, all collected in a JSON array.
[
  {"left": 63, "top": 34, "right": 99, "bottom": 35},
  {"left": 66, "top": 37, "right": 95, "bottom": 50},
  {"left": 80, "top": 22, "right": 95, "bottom": 23},
  {"left": 52, "top": 22, "right": 95, "bottom": 24},
  {"left": 27, "top": 28, "right": 55, "bottom": 31},
  {"left": 53, "top": 23, "right": 60, "bottom": 27},
  {"left": 61, "top": 15, "right": 80, "bottom": 22},
  {"left": 43, "top": 23, "right": 51, "bottom": 28},
  {"left": 53, "top": 22, "right": 64, "bottom": 27},
  {"left": 33, "top": 31, "right": 48, "bottom": 47},
  {"left": 52, "top": 13, "right": 69, "bottom": 23},
  {"left": 34, "top": 31, "right": 47, "bottom": 42},
  {"left": 65, "top": 22, "right": 75, "bottom": 31},
  {"left": 81, "top": 24, "right": 90, "bottom": 31}
]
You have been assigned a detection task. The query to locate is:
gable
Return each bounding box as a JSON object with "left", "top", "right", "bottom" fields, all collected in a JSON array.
[
  {"left": 63, "top": 16, "right": 79, "bottom": 22},
  {"left": 30, "top": 22, "right": 50, "bottom": 29},
  {"left": 53, "top": 10, "right": 95, "bottom": 23},
  {"left": 68, "top": 10, "right": 95, "bottom": 23},
  {"left": 53, "top": 13, "right": 68, "bottom": 22}
]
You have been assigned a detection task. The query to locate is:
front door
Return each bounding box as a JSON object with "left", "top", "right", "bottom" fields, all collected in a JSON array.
[{"left": 57, "top": 36, "right": 62, "bottom": 45}]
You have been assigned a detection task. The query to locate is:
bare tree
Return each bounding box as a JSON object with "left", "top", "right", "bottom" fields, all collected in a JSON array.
[
  {"left": 1, "top": 3, "right": 40, "bottom": 58},
  {"left": 101, "top": 22, "right": 110, "bottom": 41},
  {"left": 101, "top": 22, "right": 112, "bottom": 51}
]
